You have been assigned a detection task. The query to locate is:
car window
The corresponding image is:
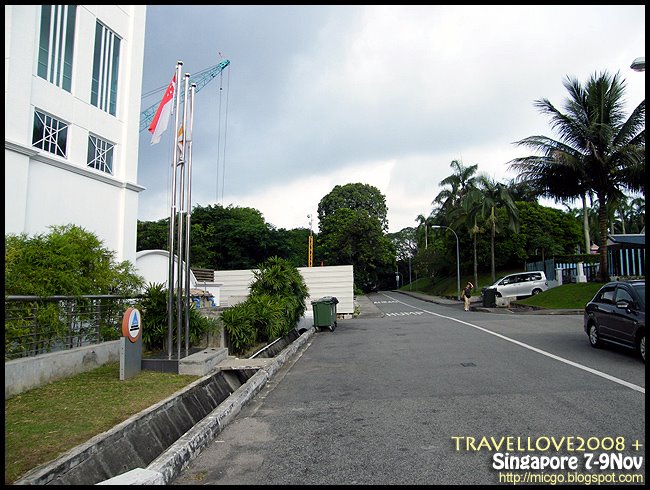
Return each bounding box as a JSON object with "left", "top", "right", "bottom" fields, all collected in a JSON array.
[
  {"left": 615, "top": 287, "right": 634, "bottom": 304},
  {"left": 596, "top": 285, "right": 616, "bottom": 304},
  {"left": 530, "top": 273, "right": 542, "bottom": 281}
]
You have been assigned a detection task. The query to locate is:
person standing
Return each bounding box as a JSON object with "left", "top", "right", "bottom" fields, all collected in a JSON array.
[{"left": 463, "top": 282, "right": 473, "bottom": 311}]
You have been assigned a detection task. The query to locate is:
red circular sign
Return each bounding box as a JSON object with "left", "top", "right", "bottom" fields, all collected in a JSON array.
[{"left": 121, "top": 307, "right": 142, "bottom": 343}]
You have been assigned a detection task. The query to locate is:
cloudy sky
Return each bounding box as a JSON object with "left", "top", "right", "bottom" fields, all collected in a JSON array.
[{"left": 137, "top": 5, "right": 645, "bottom": 234}]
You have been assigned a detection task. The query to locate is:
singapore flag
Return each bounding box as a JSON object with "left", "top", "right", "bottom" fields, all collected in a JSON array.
[{"left": 148, "top": 73, "right": 176, "bottom": 145}]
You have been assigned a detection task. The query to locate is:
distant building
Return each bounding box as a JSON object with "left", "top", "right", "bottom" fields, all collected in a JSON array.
[
  {"left": 5, "top": 5, "right": 147, "bottom": 264},
  {"left": 606, "top": 233, "right": 646, "bottom": 278}
]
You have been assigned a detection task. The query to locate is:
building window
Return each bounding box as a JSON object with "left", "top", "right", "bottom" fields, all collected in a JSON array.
[
  {"left": 91, "top": 21, "right": 121, "bottom": 116},
  {"left": 87, "top": 135, "right": 114, "bottom": 174},
  {"left": 37, "top": 5, "right": 76, "bottom": 92},
  {"left": 32, "top": 110, "right": 68, "bottom": 158}
]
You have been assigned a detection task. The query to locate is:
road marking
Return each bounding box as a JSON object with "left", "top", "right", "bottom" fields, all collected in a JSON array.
[
  {"left": 380, "top": 292, "right": 645, "bottom": 394},
  {"left": 385, "top": 311, "right": 424, "bottom": 316}
]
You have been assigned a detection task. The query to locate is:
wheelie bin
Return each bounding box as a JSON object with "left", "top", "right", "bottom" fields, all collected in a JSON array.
[
  {"left": 482, "top": 288, "right": 497, "bottom": 307},
  {"left": 311, "top": 296, "right": 339, "bottom": 331}
]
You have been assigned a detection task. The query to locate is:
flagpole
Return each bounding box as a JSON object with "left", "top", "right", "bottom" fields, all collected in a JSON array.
[
  {"left": 184, "top": 82, "right": 196, "bottom": 357},
  {"left": 167, "top": 61, "right": 183, "bottom": 360},
  {"left": 176, "top": 73, "right": 190, "bottom": 361}
]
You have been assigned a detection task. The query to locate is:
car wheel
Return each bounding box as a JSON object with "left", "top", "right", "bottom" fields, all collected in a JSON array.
[
  {"left": 532, "top": 288, "right": 542, "bottom": 295},
  {"left": 588, "top": 324, "right": 601, "bottom": 348},
  {"left": 638, "top": 333, "right": 645, "bottom": 363}
]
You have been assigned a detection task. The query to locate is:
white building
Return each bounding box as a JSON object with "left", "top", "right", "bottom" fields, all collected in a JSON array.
[{"left": 4, "top": 5, "right": 146, "bottom": 264}]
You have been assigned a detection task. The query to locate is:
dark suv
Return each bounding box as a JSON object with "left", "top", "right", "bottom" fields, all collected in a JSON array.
[{"left": 584, "top": 280, "right": 645, "bottom": 363}]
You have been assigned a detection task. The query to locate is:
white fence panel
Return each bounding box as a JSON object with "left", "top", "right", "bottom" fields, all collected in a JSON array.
[{"left": 213, "top": 265, "right": 354, "bottom": 314}]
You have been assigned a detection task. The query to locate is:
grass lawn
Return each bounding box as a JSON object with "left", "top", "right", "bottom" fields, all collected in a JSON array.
[
  {"left": 400, "top": 271, "right": 605, "bottom": 310},
  {"left": 4, "top": 362, "right": 199, "bottom": 485}
]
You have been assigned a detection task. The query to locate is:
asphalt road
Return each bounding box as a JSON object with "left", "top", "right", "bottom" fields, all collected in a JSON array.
[{"left": 171, "top": 291, "right": 646, "bottom": 485}]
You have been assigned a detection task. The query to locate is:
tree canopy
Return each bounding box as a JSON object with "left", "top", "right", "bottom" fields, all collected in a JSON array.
[
  {"left": 509, "top": 70, "right": 645, "bottom": 281},
  {"left": 317, "top": 184, "right": 395, "bottom": 291},
  {"left": 317, "top": 183, "right": 389, "bottom": 231}
]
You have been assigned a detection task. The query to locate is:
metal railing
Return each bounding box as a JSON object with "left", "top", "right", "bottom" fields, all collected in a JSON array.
[{"left": 4, "top": 295, "right": 140, "bottom": 361}]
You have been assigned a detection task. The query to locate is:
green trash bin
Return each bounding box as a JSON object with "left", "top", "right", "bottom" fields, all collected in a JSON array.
[
  {"left": 482, "top": 288, "right": 497, "bottom": 307},
  {"left": 311, "top": 296, "right": 339, "bottom": 331}
]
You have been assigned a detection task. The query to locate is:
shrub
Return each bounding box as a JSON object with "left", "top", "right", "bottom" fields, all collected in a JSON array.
[
  {"left": 221, "top": 303, "right": 257, "bottom": 354},
  {"left": 136, "top": 282, "right": 221, "bottom": 352},
  {"left": 221, "top": 257, "right": 309, "bottom": 355},
  {"left": 4, "top": 225, "right": 144, "bottom": 358},
  {"left": 5, "top": 224, "right": 143, "bottom": 297}
]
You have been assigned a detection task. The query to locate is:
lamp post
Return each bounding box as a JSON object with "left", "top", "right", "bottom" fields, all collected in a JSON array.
[
  {"left": 432, "top": 225, "right": 460, "bottom": 300},
  {"left": 630, "top": 57, "right": 645, "bottom": 72}
]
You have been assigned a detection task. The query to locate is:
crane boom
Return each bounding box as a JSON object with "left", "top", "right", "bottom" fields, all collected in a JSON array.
[{"left": 139, "top": 59, "right": 230, "bottom": 132}]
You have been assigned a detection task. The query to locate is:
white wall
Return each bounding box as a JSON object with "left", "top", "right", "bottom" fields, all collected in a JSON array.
[
  {"left": 135, "top": 249, "right": 222, "bottom": 306},
  {"left": 135, "top": 250, "right": 355, "bottom": 315},
  {"left": 213, "top": 265, "right": 355, "bottom": 314},
  {"left": 4, "top": 5, "right": 146, "bottom": 264}
]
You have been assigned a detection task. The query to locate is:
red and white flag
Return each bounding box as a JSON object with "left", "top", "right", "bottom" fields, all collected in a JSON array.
[{"left": 148, "top": 73, "right": 176, "bottom": 145}]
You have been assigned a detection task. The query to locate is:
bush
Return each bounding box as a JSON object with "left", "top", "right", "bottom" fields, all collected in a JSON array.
[
  {"left": 5, "top": 224, "right": 143, "bottom": 297},
  {"left": 136, "top": 282, "right": 221, "bottom": 352},
  {"left": 4, "top": 225, "right": 144, "bottom": 358},
  {"left": 221, "top": 257, "right": 309, "bottom": 355},
  {"left": 221, "top": 303, "right": 257, "bottom": 354}
]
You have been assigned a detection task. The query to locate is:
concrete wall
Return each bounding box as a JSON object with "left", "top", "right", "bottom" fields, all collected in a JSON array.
[{"left": 4, "top": 341, "right": 120, "bottom": 399}]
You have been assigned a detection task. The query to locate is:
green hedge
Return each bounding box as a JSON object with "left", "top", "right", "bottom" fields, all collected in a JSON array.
[{"left": 222, "top": 257, "right": 308, "bottom": 355}]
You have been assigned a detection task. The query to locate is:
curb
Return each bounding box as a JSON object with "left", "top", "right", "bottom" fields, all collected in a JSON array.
[{"left": 98, "top": 326, "right": 317, "bottom": 485}]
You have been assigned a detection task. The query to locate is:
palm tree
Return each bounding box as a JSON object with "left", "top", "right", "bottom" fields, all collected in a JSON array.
[
  {"left": 509, "top": 71, "right": 645, "bottom": 281},
  {"left": 629, "top": 197, "right": 645, "bottom": 233},
  {"left": 475, "top": 175, "right": 520, "bottom": 283},
  {"left": 414, "top": 214, "right": 434, "bottom": 250},
  {"left": 450, "top": 188, "right": 485, "bottom": 291},
  {"left": 432, "top": 159, "right": 478, "bottom": 220}
]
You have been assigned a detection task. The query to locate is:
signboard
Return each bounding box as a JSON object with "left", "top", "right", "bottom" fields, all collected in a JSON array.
[
  {"left": 121, "top": 307, "right": 142, "bottom": 343},
  {"left": 120, "top": 307, "right": 142, "bottom": 380}
]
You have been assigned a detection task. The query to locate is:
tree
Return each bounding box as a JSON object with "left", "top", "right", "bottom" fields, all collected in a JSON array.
[
  {"left": 431, "top": 159, "right": 478, "bottom": 220},
  {"left": 451, "top": 188, "right": 486, "bottom": 291},
  {"left": 137, "top": 218, "right": 169, "bottom": 251},
  {"left": 414, "top": 214, "right": 434, "bottom": 250},
  {"left": 5, "top": 224, "right": 143, "bottom": 297},
  {"left": 317, "top": 183, "right": 389, "bottom": 231},
  {"left": 388, "top": 227, "right": 418, "bottom": 286},
  {"left": 317, "top": 187, "right": 395, "bottom": 292},
  {"left": 509, "top": 71, "right": 645, "bottom": 281},
  {"left": 474, "top": 175, "right": 520, "bottom": 283},
  {"left": 515, "top": 201, "right": 582, "bottom": 260}
]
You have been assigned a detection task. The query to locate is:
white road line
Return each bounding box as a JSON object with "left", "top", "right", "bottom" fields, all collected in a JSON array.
[{"left": 381, "top": 292, "right": 645, "bottom": 394}]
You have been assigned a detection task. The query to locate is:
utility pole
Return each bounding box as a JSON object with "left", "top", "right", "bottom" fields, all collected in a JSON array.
[{"left": 307, "top": 214, "right": 314, "bottom": 267}]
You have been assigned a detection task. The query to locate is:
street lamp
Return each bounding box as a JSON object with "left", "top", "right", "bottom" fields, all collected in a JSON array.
[
  {"left": 432, "top": 225, "right": 460, "bottom": 300},
  {"left": 630, "top": 57, "right": 645, "bottom": 72}
]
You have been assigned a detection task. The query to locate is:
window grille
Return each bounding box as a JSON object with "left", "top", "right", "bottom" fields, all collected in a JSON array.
[
  {"left": 32, "top": 110, "right": 68, "bottom": 157},
  {"left": 87, "top": 134, "right": 114, "bottom": 174}
]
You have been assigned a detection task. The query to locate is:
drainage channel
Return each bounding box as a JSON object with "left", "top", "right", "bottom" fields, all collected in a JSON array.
[{"left": 14, "top": 326, "right": 313, "bottom": 486}]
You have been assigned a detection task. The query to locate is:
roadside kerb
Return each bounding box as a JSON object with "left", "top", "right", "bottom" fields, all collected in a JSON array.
[{"left": 99, "top": 324, "right": 316, "bottom": 485}]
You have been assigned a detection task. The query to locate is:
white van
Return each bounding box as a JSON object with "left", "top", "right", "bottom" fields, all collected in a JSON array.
[{"left": 484, "top": 271, "right": 548, "bottom": 299}]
